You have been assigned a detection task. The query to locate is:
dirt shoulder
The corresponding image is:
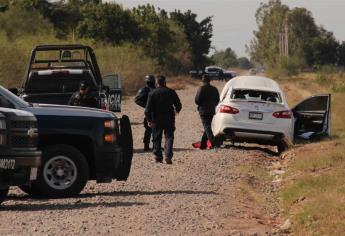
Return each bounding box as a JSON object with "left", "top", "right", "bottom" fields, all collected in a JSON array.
[{"left": 0, "top": 81, "right": 281, "bottom": 236}]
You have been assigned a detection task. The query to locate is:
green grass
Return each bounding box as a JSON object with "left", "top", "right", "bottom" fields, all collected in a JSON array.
[{"left": 279, "top": 75, "right": 345, "bottom": 235}]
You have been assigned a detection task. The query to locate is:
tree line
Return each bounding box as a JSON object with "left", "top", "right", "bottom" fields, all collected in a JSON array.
[
  {"left": 248, "top": 0, "right": 345, "bottom": 75},
  {"left": 0, "top": 0, "right": 213, "bottom": 74}
]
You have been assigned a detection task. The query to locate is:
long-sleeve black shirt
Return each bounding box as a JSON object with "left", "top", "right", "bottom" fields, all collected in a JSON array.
[
  {"left": 145, "top": 86, "right": 182, "bottom": 124},
  {"left": 195, "top": 83, "right": 220, "bottom": 116}
]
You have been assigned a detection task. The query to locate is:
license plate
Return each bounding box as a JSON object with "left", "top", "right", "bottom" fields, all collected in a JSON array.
[
  {"left": 249, "top": 112, "right": 263, "bottom": 120},
  {"left": 0, "top": 158, "right": 16, "bottom": 170}
]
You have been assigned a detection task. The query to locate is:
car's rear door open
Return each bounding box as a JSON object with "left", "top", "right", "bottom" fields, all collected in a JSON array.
[
  {"left": 102, "top": 74, "right": 122, "bottom": 112},
  {"left": 292, "top": 94, "right": 331, "bottom": 139}
]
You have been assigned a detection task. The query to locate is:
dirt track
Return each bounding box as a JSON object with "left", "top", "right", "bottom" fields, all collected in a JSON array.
[{"left": 0, "top": 81, "right": 279, "bottom": 235}]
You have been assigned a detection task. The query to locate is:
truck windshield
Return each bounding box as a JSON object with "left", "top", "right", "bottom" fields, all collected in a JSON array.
[{"left": 0, "top": 86, "right": 29, "bottom": 108}]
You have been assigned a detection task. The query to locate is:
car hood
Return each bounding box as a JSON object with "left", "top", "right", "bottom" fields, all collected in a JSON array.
[
  {"left": 24, "top": 103, "right": 115, "bottom": 119},
  {"left": 0, "top": 107, "right": 35, "bottom": 117}
]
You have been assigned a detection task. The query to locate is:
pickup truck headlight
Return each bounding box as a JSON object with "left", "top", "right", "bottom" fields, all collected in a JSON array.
[{"left": 104, "top": 120, "right": 115, "bottom": 129}]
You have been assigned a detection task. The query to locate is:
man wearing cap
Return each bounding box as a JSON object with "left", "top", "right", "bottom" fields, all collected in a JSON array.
[
  {"left": 195, "top": 75, "right": 220, "bottom": 149},
  {"left": 134, "top": 75, "right": 156, "bottom": 151},
  {"left": 68, "top": 81, "right": 98, "bottom": 108},
  {"left": 145, "top": 75, "right": 182, "bottom": 164}
]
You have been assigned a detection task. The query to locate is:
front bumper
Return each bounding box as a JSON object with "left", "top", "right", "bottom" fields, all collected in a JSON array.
[
  {"left": 0, "top": 151, "right": 41, "bottom": 187},
  {"left": 94, "top": 145, "right": 122, "bottom": 182}
]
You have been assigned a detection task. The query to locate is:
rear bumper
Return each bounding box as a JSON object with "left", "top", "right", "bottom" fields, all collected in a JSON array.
[
  {"left": 0, "top": 151, "right": 41, "bottom": 187},
  {"left": 223, "top": 128, "right": 292, "bottom": 146}
]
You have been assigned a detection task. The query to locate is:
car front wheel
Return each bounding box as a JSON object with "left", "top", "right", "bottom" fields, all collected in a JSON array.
[{"left": 30, "top": 144, "right": 89, "bottom": 198}]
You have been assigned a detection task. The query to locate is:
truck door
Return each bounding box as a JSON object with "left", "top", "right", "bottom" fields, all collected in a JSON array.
[
  {"left": 292, "top": 94, "right": 331, "bottom": 139},
  {"left": 102, "top": 74, "right": 122, "bottom": 112}
]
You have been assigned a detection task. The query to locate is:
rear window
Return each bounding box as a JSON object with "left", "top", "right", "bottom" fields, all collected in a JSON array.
[
  {"left": 230, "top": 89, "right": 282, "bottom": 103},
  {"left": 26, "top": 72, "right": 96, "bottom": 93}
]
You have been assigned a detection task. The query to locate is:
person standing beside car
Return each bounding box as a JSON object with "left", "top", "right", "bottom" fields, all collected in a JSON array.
[
  {"left": 195, "top": 75, "right": 220, "bottom": 149},
  {"left": 134, "top": 75, "right": 156, "bottom": 151},
  {"left": 68, "top": 81, "right": 98, "bottom": 108},
  {"left": 145, "top": 75, "right": 182, "bottom": 164}
]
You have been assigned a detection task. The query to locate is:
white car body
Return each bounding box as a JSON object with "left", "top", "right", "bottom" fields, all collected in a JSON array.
[{"left": 212, "top": 76, "right": 294, "bottom": 148}]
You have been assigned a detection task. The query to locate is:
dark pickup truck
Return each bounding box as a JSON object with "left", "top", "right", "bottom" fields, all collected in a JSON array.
[
  {"left": 17, "top": 44, "right": 122, "bottom": 112},
  {"left": 0, "top": 107, "right": 41, "bottom": 205},
  {"left": 1, "top": 85, "right": 133, "bottom": 198}
]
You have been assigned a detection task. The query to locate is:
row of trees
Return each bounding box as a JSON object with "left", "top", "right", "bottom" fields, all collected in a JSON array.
[
  {"left": 0, "top": 0, "right": 213, "bottom": 73},
  {"left": 211, "top": 48, "right": 253, "bottom": 70},
  {"left": 248, "top": 0, "right": 345, "bottom": 73}
]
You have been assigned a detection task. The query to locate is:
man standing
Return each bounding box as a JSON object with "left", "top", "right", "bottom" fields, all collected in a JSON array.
[
  {"left": 145, "top": 75, "right": 182, "bottom": 164},
  {"left": 68, "top": 81, "right": 98, "bottom": 108},
  {"left": 195, "top": 75, "right": 220, "bottom": 149},
  {"left": 134, "top": 75, "right": 156, "bottom": 151}
]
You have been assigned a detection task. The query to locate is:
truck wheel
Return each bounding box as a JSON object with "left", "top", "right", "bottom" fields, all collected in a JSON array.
[
  {"left": 116, "top": 115, "right": 133, "bottom": 181},
  {"left": 0, "top": 187, "right": 9, "bottom": 205},
  {"left": 30, "top": 144, "right": 89, "bottom": 198}
]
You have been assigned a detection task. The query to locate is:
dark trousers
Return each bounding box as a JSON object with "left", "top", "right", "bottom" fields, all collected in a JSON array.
[
  {"left": 143, "top": 118, "right": 152, "bottom": 147},
  {"left": 200, "top": 115, "right": 215, "bottom": 148},
  {"left": 152, "top": 123, "right": 175, "bottom": 160}
]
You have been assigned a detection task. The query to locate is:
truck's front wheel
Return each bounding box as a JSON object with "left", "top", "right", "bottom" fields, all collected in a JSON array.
[
  {"left": 0, "top": 187, "right": 9, "bottom": 205},
  {"left": 30, "top": 144, "right": 89, "bottom": 198}
]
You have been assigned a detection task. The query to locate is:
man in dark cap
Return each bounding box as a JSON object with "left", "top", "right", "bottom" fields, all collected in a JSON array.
[
  {"left": 145, "top": 75, "right": 182, "bottom": 164},
  {"left": 68, "top": 81, "right": 98, "bottom": 108},
  {"left": 195, "top": 75, "right": 220, "bottom": 149},
  {"left": 134, "top": 75, "right": 156, "bottom": 151}
]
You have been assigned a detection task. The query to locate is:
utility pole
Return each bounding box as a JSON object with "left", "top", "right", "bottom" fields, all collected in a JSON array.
[{"left": 279, "top": 17, "right": 289, "bottom": 58}]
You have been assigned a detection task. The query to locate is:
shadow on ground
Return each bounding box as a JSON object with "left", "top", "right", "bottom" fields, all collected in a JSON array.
[{"left": 0, "top": 201, "right": 147, "bottom": 211}]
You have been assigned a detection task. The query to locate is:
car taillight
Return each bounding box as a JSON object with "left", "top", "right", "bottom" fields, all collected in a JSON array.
[
  {"left": 219, "top": 105, "right": 239, "bottom": 114},
  {"left": 273, "top": 110, "right": 292, "bottom": 119}
]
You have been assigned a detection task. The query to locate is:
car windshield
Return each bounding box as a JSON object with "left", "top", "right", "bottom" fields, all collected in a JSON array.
[
  {"left": 230, "top": 89, "right": 282, "bottom": 103},
  {"left": 0, "top": 86, "right": 29, "bottom": 108}
]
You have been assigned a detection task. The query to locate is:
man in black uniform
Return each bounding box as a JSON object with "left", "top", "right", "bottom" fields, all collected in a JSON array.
[
  {"left": 134, "top": 75, "right": 156, "bottom": 151},
  {"left": 68, "top": 81, "right": 98, "bottom": 108},
  {"left": 145, "top": 75, "right": 182, "bottom": 164},
  {"left": 195, "top": 75, "right": 220, "bottom": 149}
]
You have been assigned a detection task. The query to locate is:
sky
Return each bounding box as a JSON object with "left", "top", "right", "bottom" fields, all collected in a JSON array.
[{"left": 112, "top": 0, "right": 345, "bottom": 57}]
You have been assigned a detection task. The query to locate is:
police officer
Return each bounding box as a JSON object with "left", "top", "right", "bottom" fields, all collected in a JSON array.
[
  {"left": 134, "top": 75, "right": 156, "bottom": 151},
  {"left": 145, "top": 75, "right": 182, "bottom": 164},
  {"left": 68, "top": 81, "right": 98, "bottom": 108},
  {"left": 195, "top": 75, "right": 220, "bottom": 149}
]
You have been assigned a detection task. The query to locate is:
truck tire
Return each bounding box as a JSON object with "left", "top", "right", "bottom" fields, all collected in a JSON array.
[
  {"left": 30, "top": 144, "right": 89, "bottom": 198},
  {"left": 0, "top": 187, "right": 9, "bottom": 205},
  {"left": 116, "top": 115, "right": 133, "bottom": 181}
]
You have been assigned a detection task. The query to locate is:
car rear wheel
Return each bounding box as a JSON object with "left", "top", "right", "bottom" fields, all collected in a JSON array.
[
  {"left": 277, "top": 141, "right": 288, "bottom": 154},
  {"left": 0, "top": 187, "right": 9, "bottom": 205},
  {"left": 30, "top": 144, "right": 89, "bottom": 198},
  {"left": 116, "top": 115, "right": 133, "bottom": 181}
]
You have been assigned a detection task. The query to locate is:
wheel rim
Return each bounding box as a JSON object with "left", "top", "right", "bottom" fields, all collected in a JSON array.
[{"left": 43, "top": 155, "right": 78, "bottom": 190}]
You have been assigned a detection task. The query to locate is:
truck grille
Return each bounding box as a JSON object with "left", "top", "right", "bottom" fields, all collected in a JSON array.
[
  {"left": 11, "top": 135, "right": 37, "bottom": 148},
  {"left": 9, "top": 119, "right": 38, "bottom": 149}
]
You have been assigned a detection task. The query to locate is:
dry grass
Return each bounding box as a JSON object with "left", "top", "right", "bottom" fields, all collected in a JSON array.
[
  {"left": 167, "top": 76, "right": 200, "bottom": 90},
  {"left": 278, "top": 73, "right": 345, "bottom": 235}
]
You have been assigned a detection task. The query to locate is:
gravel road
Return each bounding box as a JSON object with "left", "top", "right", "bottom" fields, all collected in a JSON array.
[{"left": 0, "top": 81, "right": 277, "bottom": 236}]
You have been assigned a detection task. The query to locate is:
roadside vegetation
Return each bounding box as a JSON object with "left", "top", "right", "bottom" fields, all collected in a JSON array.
[{"left": 0, "top": 0, "right": 213, "bottom": 94}]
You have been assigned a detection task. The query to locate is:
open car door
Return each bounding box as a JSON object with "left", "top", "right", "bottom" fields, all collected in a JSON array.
[
  {"left": 292, "top": 94, "right": 331, "bottom": 140},
  {"left": 103, "top": 74, "right": 122, "bottom": 112}
]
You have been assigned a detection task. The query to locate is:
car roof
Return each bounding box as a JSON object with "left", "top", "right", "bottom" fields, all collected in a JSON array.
[{"left": 227, "top": 76, "right": 282, "bottom": 93}]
